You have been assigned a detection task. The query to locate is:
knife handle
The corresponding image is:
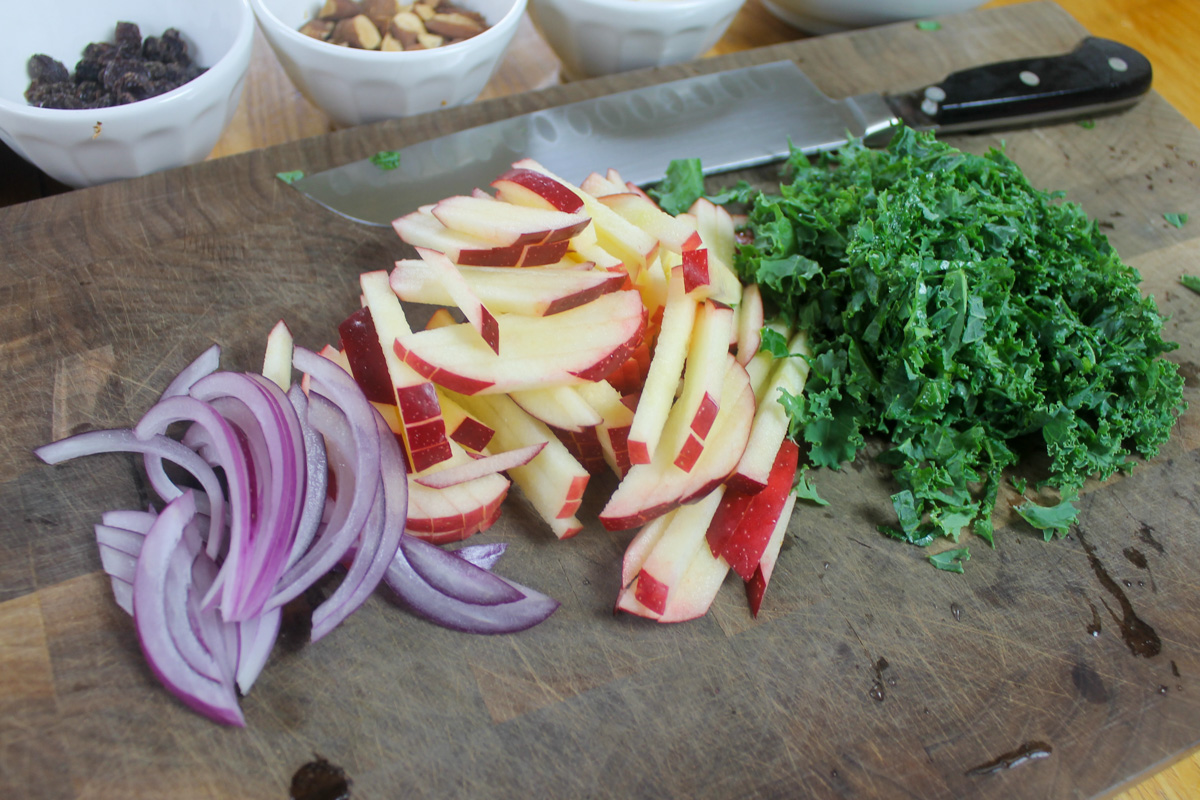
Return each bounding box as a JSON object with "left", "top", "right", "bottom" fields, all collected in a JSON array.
[{"left": 905, "top": 37, "right": 1152, "bottom": 133}]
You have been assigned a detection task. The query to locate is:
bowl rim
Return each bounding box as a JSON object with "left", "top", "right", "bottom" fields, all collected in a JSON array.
[
  {"left": 250, "top": 0, "right": 528, "bottom": 65},
  {"left": 530, "top": 0, "right": 744, "bottom": 14},
  {"left": 0, "top": 0, "right": 255, "bottom": 121}
]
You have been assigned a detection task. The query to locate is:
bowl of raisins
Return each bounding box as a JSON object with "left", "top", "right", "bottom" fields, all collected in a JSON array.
[
  {"left": 0, "top": 0, "right": 254, "bottom": 188},
  {"left": 249, "top": 0, "right": 526, "bottom": 128}
]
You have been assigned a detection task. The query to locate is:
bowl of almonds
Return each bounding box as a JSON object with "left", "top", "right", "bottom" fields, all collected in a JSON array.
[{"left": 250, "top": 0, "right": 526, "bottom": 127}]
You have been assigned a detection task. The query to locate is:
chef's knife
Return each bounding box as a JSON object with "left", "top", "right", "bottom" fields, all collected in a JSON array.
[{"left": 292, "top": 37, "right": 1150, "bottom": 227}]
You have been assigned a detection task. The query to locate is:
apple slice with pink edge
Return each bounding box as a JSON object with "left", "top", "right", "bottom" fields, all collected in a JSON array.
[
  {"left": 393, "top": 206, "right": 570, "bottom": 267},
  {"left": 574, "top": 379, "right": 634, "bottom": 478},
  {"left": 509, "top": 158, "right": 659, "bottom": 278},
  {"left": 730, "top": 328, "right": 811, "bottom": 493},
  {"left": 445, "top": 389, "right": 590, "bottom": 539},
  {"left": 745, "top": 491, "right": 798, "bottom": 617},
  {"left": 358, "top": 270, "right": 453, "bottom": 473},
  {"left": 615, "top": 487, "right": 725, "bottom": 617},
  {"left": 436, "top": 391, "right": 495, "bottom": 452},
  {"left": 660, "top": 534, "right": 732, "bottom": 623},
  {"left": 626, "top": 266, "right": 698, "bottom": 465},
  {"left": 509, "top": 384, "right": 603, "bottom": 432},
  {"left": 666, "top": 300, "right": 735, "bottom": 472},
  {"left": 413, "top": 247, "right": 500, "bottom": 354},
  {"left": 492, "top": 167, "right": 586, "bottom": 213},
  {"left": 431, "top": 194, "right": 591, "bottom": 247},
  {"left": 580, "top": 171, "right": 624, "bottom": 198},
  {"left": 392, "top": 289, "right": 647, "bottom": 396},
  {"left": 390, "top": 260, "right": 624, "bottom": 317},
  {"left": 415, "top": 442, "right": 546, "bottom": 490},
  {"left": 734, "top": 283, "right": 765, "bottom": 365},
  {"left": 600, "top": 354, "right": 754, "bottom": 531},
  {"left": 405, "top": 469, "right": 510, "bottom": 544},
  {"left": 597, "top": 191, "right": 703, "bottom": 254},
  {"left": 709, "top": 438, "right": 800, "bottom": 580}
]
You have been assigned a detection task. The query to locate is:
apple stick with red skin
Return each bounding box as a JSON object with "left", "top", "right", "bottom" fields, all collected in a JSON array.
[
  {"left": 710, "top": 438, "right": 800, "bottom": 580},
  {"left": 664, "top": 300, "right": 735, "bottom": 472},
  {"left": 435, "top": 391, "right": 495, "bottom": 452},
  {"left": 574, "top": 379, "right": 634, "bottom": 477},
  {"left": 615, "top": 486, "right": 725, "bottom": 617},
  {"left": 509, "top": 384, "right": 603, "bottom": 432},
  {"left": 507, "top": 158, "right": 659, "bottom": 278},
  {"left": 390, "top": 260, "right": 624, "bottom": 317},
  {"left": 431, "top": 194, "right": 592, "bottom": 248},
  {"left": 415, "top": 442, "right": 545, "bottom": 490},
  {"left": 660, "top": 537, "right": 732, "bottom": 623},
  {"left": 730, "top": 329, "right": 811, "bottom": 493},
  {"left": 625, "top": 266, "right": 697, "bottom": 465},
  {"left": 744, "top": 492, "right": 798, "bottom": 617},
  {"left": 597, "top": 192, "right": 703, "bottom": 254},
  {"left": 393, "top": 289, "right": 647, "bottom": 396},
  {"left": 349, "top": 274, "right": 454, "bottom": 473},
  {"left": 393, "top": 205, "right": 570, "bottom": 267},
  {"left": 492, "top": 168, "right": 586, "bottom": 213},
  {"left": 405, "top": 456, "right": 510, "bottom": 544},
  {"left": 600, "top": 354, "right": 754, "bottom": 531},
  {"left": 446, "top": 389, "right": 590, "bottom": 539},
  {"left": 734, "top": 283, "right": 764, "bottom": 365},
  {"left": 579, "top": 171, "right": 624, "bottom": 198},
  {"left": 414, "top": 247, "right": 501, "bottom": 353}
]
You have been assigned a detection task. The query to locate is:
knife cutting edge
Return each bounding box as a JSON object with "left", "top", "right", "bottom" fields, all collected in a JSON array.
[{"left": 292, "top": 37, "right": 1151, "bottom": 227}]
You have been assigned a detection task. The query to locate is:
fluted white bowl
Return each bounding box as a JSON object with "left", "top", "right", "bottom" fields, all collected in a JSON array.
[
  {"left": 0, "top": 0, "right": 254, "bottom": 189},
  {"left": 250, "top": 0, "right": 526, "bottom": 128},
  {"left": 528, "top": 0, "right": 746, "bottom": 81},
  {"left": 761, "top": 0, "right": 985, "bottom": 35}
]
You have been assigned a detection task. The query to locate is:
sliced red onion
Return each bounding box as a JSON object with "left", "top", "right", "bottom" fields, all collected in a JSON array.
[
  {"left": 235, "top": 607, "right": 281, "bottom": 695},
  {"left": 166, "top": 522, "right": 230, "bottom": 685},
  {"left": 190, "top": 372, "right": 305, "bottom": 621},
  {"left": 310, "top": 409, "right": 407, "bottom": 642},
  {"left": 452, "top": 542, "right": 508, "bottom": 571},
  {"left": 101, "top": 509, "right": 157, "bottom": 534},
  {"left": 284, "top": 384, "right": 328, "bottom": 571},
  {"left": 95, "top": 523, "right": 142, "bottom": 615},
  {"left": 133, "top": 491, "right": 244, "bottom": 727},
  {"left": 384, "top": 534, "right": 559, "bottom": 634},
  {"left": 35, "top": 429, "right": 227, "bottom": 550},
  {"left": 134, "top": 395, "right": 253, "bottom": 604},
  {"left": 404, "top": 536, "right": 524, "bottom": 606},
  {"left": 265, "top": 391, "right": 378, "bottom": 612},
  {"left": 159, "top": 344, "right": 221, "bottom": 400}
]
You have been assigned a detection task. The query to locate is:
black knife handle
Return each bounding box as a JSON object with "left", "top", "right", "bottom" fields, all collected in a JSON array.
[{"left": 899, "top": 37, "right": 1152, "bottom": 133}]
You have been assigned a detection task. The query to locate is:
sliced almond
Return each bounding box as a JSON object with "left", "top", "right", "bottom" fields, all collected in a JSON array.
[
  {"left": 299, "top": 18, "right": 336, "bottom": 40},
  {"left": 415, "top": 31, "right": 445, "bottom": 49},
  {"left": 319, "top": 0, "right": 364, "bottom": 21},
  {"left": 425, "top": 11, "right": 485, "bottom": 40},
  {"left": 412, "top": 2, "right": 436, "bottom": 21},
  {"left": 362, "top": 0, "right": 402, "bottom": 32},
  {"left": 380, "top": 33, "right": 404, "bottom": 51},
  {"left": 331, "top": 14, "right": 383, "bottom": 49},
  {"left": 388, "top": 11, "right": 426, "bottom": 47}
]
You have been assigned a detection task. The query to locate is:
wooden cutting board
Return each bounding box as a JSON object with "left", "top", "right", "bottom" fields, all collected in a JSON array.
[{"left": 3, "top": 3, "right": 1199, "bottom": 797}]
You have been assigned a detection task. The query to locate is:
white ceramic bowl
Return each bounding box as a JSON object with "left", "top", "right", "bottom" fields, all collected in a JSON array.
[
  {"left": 761, "top": 0, "right": 985, "bottom": 35},
  {"left": 528, "top": 0, "right": 746, "bottom": 81},
  {"left": 250, "top": 0, "right": 526, "bottom": 128},
  {"left": 0, "top": 0, "right": 254, "bottom": 189}
]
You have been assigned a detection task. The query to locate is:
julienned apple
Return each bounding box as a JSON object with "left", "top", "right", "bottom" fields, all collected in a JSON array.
[{"left": 326, "top": 157, "right": 808, "bottom": 622}]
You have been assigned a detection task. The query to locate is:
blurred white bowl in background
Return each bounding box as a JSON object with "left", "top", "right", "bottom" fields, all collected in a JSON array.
[
  {"left": 761, "top": 0, "right": 986, "bottom": 35},
  {"left": 0, "top": 0, "right": 255, "bottom": 188},
  {"left": 528, "top": 0, "right": 747, "bottom": 81},
  {"left": 250, "top": 0, "right": 526, "bottom": 128}
]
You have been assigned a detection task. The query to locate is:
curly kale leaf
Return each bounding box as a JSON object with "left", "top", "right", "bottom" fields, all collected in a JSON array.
[{"left": 734, "top": 127, "right": 1186, "bottom": 546}]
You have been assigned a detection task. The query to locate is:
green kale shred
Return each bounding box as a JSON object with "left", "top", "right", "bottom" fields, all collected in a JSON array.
[{"left": 732, "top": 127, "right": 1186, "bottom": 547}]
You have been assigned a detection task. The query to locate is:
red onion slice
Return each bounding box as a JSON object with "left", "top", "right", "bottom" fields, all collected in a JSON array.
[
  {"left": 235, "top": 607, "right": 281, "bottom": 695},
  {"left": 384, "top": 534, "right": 559, "bottom": 635},
  {"left": 35, "top": 429, "right": 227, "bottom": 550},
  {"left": 452, "top": 542, "right": 508, "bottom": 571},
  {"left": 101, "top": 509, "right": 157, "bottom": 534},
  {"left": 159, "top": 344, "right": 221, "bottom": 400},
  {"left": 402, "top": 536, "right": 524, "bottom": 606},
  {"left": 310, "top": 409, "right": 407, "bottom": 642},
  {"left": 284, "top": 384, "right": 328, "bottom": 571},
  {"left": 133, "top": 491, "right": 244, "bottom": 727}
]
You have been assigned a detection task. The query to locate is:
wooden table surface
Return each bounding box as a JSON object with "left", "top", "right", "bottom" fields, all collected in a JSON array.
[{"left": 3, "top": 1, "right": 1199, "bottom": 797}]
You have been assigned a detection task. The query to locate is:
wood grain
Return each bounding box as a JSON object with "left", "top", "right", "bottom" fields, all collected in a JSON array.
[{"left": 2, "top": 3, "right": 1200, "bottom": 799}]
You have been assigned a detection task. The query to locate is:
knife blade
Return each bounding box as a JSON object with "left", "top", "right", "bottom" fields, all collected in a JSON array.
[{"left": 292, "top": 37, "right": 1151, "bottom": 227}]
